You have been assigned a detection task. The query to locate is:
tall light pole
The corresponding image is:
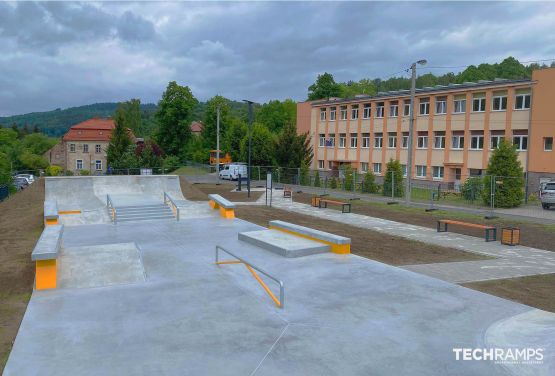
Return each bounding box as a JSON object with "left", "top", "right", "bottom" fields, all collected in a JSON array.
[
  {"left": 243, "top": 100, "right": 254, "bottom": 198},
  {"left": 405, "top": 59, "right": 427, "bottom": 204},
  {"left": 216, "top": 105, "right": 220, "bottom": 184}
]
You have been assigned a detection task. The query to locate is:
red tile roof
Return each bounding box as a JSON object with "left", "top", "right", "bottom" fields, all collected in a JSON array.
[
  {"left": 190, "top": 121, "right": 203, "bottom": 133},
  {"left": 62, "top": 118, "right": 135, "bottom": 142}
]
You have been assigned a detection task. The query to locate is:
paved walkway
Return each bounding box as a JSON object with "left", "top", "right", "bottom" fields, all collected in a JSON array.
[{"left": 248, "top": 191, "right": 555, "bottom": 283}]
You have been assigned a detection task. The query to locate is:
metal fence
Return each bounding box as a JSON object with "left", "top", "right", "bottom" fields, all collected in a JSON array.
[{"left": 0, "top": 185, "right": 8, "bottom": 201}]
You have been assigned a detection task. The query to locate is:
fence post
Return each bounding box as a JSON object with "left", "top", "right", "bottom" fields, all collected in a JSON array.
[{"left": 391, "top": 170, "right": 394, "bottom": 199}]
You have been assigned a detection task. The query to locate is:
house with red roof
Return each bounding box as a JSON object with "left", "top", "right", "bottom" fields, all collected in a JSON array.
[{"left": 190, "top": 121, "right": 203, "bottom": 136}]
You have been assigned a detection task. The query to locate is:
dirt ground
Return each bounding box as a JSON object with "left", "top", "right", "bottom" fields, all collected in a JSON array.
[
  {"left": 234, "top": 205, "right": 489, "bottom": 265},
  {"left": 292, "top": 192, "right": 555, "bottom": 252},
  {"left": 0, "top": 180, "right": 44, "bottom": 371},
  {"left": 180, "top": 177, "right": 263, "bottom": 202},
  {"left": 463, "top": 274, "right": 555, "bottom": 313}
]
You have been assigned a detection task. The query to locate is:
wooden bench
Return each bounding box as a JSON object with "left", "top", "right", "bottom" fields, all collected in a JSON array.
[
  {"left": 437, "top": 219, "right": 497, "bottom": 242},
  {"left": 31, "top": 224, "right": 64, "bottom": 290},
  {"left": 319, "top": 199, "right": 351, "bottom": 213},
  {"left": 268, "top": 220, "right": 351, "bottom": 254},
  {"left": 208, "top": 194, "right": 236, "bottom": 219}
]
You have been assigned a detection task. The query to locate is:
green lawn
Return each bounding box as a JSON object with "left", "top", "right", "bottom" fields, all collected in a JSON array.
[{"left": 171, "top": 166, "right": 210, "bottom": 175}]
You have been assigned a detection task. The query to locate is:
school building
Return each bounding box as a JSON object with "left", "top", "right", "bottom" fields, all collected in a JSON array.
[{"left": 297, "top": 68, "right": 555, "bottom": 192}]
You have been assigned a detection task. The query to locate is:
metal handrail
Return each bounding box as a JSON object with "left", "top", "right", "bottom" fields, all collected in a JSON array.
[
  {"left": 215, "top": 245, "right": 284, "bottom": 308},
  {"left": 163, "top": 192, "right": 180, "bottom": 221},
  {"left": 106, "top": 194, "right": 116, "bottom": 224}
]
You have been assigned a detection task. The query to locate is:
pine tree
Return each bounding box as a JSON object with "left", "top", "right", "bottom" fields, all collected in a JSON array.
[
  {"left": 343, "top": 165, "right": 354, "bottom": 191},
  {"left": 300, "top": 161, "right": 310, "bottom": 185},
  {"left": 107, "top": 107, "right": 133, "bottom": 169},
  {"left": 361, "top": 171, "right": 377, "bottom": 193},
  {"left": 313, "top": 170, "right": 321, "bottom": 187},
  {"left": 482, "top": 140, "right": 524, "bottom": 208},
  {"left": 383, "top": 159, "right": 404, "bottom": 197}
]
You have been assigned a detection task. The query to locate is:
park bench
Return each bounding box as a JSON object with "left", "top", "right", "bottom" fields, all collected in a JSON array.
[
  {"left": 208, "top": 194, "right": 236, "bottom": 219},
  {"left": 268, "top": 220, "right": 351, "bottom": 254},
  {"left": 44, "top": 200, "right": 59, "bottom": 226},
  {"left": 31, "top": 224, "right": 64, "bottom": 290},
  {"left": 319, "top": 198, "right": 351, "bottom": 213},
  {"left": 437, "top": 219, "right": 497, "bottom": 242}
]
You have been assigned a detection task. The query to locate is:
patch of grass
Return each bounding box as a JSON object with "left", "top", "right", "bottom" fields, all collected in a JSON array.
[{"left": 172, "top": 166, "right": 210, "bottom": 175}]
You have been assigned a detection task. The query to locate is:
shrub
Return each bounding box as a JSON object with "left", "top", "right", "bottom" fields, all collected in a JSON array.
[
  {"left": 382, "top": 159, "right": 404, "bottom": 197},
  {"left": 300, "top": 162, "right": 310, "bottom": 186},
  {"left": 162, "top": 155, "right": 181, "bottom": 173},
  {"left": 330, "top": 176, "right": 337, "bottom": 189},
  {"left": 343, "top": 165, "right": 354, "bottom": 191},
  {"left": 361, "top": 171, "right": 378, "bottom": 193},
  {"left": 461, "top": 177, "right": 483, "bottom": 201},
  {"left": 46, "top": 165, "right": 63, "bottom": 176},
  {"left": 313, "top": 170, "right": 320, "bottom": 187},
  {"left": 64, "top": 170, "right": 74, "bottom": 176},
  {"left": 79, "top": 169, "right": 90, "bottom": 176}
]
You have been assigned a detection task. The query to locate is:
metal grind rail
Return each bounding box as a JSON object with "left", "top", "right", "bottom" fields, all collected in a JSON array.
[
  {"left": 163, "top": 192, "right": 181, "bottom": 221},
  {"left": 106, "top": 194, "right": 116, "bottom": 224},
  {"left": 215, "top": 245, "right": 284, "bottom": 308}
]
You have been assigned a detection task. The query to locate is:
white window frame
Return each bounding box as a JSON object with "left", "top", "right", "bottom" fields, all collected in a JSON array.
[
  {"left": 490, "top": 134, "right": 504, "bottom": 149},
  {"left": 340, "top": 106, "right": 347, "bottom": 120},
  {"left": 472, "top": 97, "right": 486, "bottom": 112},
  {"left": 375, "top": 105, "right": 384, "bottom": 118},
  {"left": 432, "top": 166, "right": 444, "bottom": 180},
  {"left": 76, "top": 159, "right": 83, "bottom": 170},
  {"left": 389, "top": 104, "right": 399, "bottom": 117},
  {"left": 318, "top": 160, "right": 325, "bottom": 169},
  {"left": 492, "top": 96, "right": 507, "bottom": 111},
  {"left": 453, "top": 99, "right": 466, "bottom": 114},
  {"left": 403, "top": 102, "right": 410, "bottom": 116},
  {"left": 350, "top": 133, "right": 358, "bottom": 148},
  {"left": 363, "top": 104, "right": 371, "bottom": 119},
  {"left": 338, "top": 133, "right": 346, "bottom": 148},
  {"left": 416, "top": 165, "right": 427, "bottom": 178},
  {"left": 374, "top": 133, "right": 383, "bottom": 149},
  {"left": 452, "top": 135, "right": 464, "bottom": 150},
  {"left": 513, "top": 135, "right": 528, "bottom": 151},
  {"left": 95, "top": 160, "right": 102, "bottom": 171},
  {"left": 417, "top": 135, "right": 428, "bottom": 149},
  {"left": 544, "top": 137, "right": 553, "bottom": 151},
  {"left": 330, "top": 107, "right": 336, "bottom": 121},
  {"left": 362, "top": 133, "right": 370, "bottom": 148},
  {"left": 327, "top": 134, "right": 335, "bottom": 148},
  {"left": 388, "top": 134, "right": 397, "bottom": 148},
  {"left": 401, "top": 164, "right": 407, "bottom": 177},
  {"left": 419, "top": 99, "right": 430, "bottom": 115},
  {"left": 470, "top": 135, "right": 484, "bottom": 150},
  {"left": 319, "top": 134, "right": 326, "bottom": 147},
  {"left": 373, "top": 163, "right": 382, "bottom": 175},
  {"left": 360, "top": 162, "right": 368, "bottom": 172},
  {"left": 514, "top": 94, "right": 531, "bottom": 110},
  {"left": 351, "top": 106, "right": 359, "bottom": 120},
  {"left": 435, "top": 100, "right": 447, "bottom": 115},
  {"left": 433, "top": 133, "right": 445, "bottom": 149},
  {"left": 402, "top": 134, "right": 409, "bottom": 149},
  {"left": 95, "top": 144, "right": 102, "bottom": 153},
  {"left": 320, "top": 108, "right": 326, "bottom": 121}
]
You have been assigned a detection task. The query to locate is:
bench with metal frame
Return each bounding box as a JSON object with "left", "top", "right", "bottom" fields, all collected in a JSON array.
[
  {"left": 215, "top": 245, "right": 284, "bottom": 308},
  {"left": 319, "top": 199, "right": 351, "bottom": 213},
  {"left": 437, "top": 219, "right": 497, "bottom": 242}
]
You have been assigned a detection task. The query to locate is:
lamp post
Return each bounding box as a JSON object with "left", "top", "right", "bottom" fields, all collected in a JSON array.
[
  {"left": 405, "top": 59, "right": 427, "bottom": 204},
  {"left": 243, "top": 100, "right": 254, "bottom": 198},
  {"left": 216, "top": 106, "right": 220, "bottom": 184}
]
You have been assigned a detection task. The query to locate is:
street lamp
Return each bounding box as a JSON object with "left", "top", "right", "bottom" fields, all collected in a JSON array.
[
  {"left": 405, "top": 59, "right": 427, "bottom": 204},
  {"left": 243, "top": 100, "right": 254, "bottom": 198}
]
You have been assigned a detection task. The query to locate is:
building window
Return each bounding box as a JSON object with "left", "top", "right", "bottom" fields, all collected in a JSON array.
[
  {"left": 83, "top": 144, "right": 89, "bottom": 153},
  {"left": 433, "top": 131, "right": 445, "bottom": 149},
  {"left": 452, "top": 132, "right": 465, "bottom": 150},
  {"left": 330, "top": 107, "right": 336, "bottom": 121},
  {"left": 373, "top": 163, "right": 382, "bottom": 175},
  {"left": 514, "top": 93, "right": 531, "bottom": 110},
  {"left": 76, "top": 159, "right": 83, "bottom": 170},
  {"left": 95, "top": 144, "right": 102, "bottom": 153},
  {"left": 339, "top": 133, "right": 346, "bottom": 148},
  {"left": 351, "top": 105, "right": 359, "bottom": 120},
  {"left": 470, "top": 132, "right": 484, "bottom": 150},
  {"left": 416, "top": 165, "right": 427, "bottom": 178},
  {"left": 469, "top": 168, "right": 483, "bottom": 177},
  {"left": 328, "top": 161, "right": 333, "bottom": 170},
  {"left": 435, "top": 97, "right": 447, "bottom": 115},
  {"left": 319, "top": 134, "right": 326, "bottom": 147},
  {"left": 403, "top": 100, "right": 411, "bottom": 116},
  {"left": 388, "top": 133, "right": 397, "bottom": 148},
  {"left": 362, "top": 133, "right": 370, "bottom": 148},
  {"left": 401, "top": 164, "right": 407, "bottom": 177},
  {"left": 417, "top": 132, "right": 428, "bottom": 149},
  {"left": 472, "top": 94, "right": 486, "bottom": 112},
  {"left": 432, "top": 166, "right": 444, "bottom": 180},
  {"left": 513, "top": 134, "right": 528, "bottom": 151},
  {"left": 350, "top": 133, "right": 358, "bottom": 148},
  {"left": 327, "top": 134, "right": 335, "bottom": 147},
  {"left": 360, "top": 162, "right": 368, "bottom": 172},
  {"left": 490, "top": 132, "right": 504, "bottom": 149},
  {"left": 453, "top": 97, "right": 466, "bottom": 113},
  {"left": 340, "top": 106, "right": 347, "bottom": 120},
  {"left": 363, "top": 104, "right": 371, "bottom": 119},
  {"left": 320, "top": 108, "right": 326, "bottom": 121},
  {"left": 389, "top": 102, "right": 399, "bottom": 117},
  {"left": 95, "top": 160, "right": 102, "bottom": 171},
  {"left": 492, "top": 94, "right": 507, "bottom": 111},
  {"left": 374, "top": 133, "right": 383, "bottom": 148},
  {"left": 544, "top": 137, "right": 553, "bottom": 151},
  {"left": 376, "top": 102, "right": 384, "bottom": 118},
  {"left": 70, "top": 143, "right": 76, "bottom": 152},
  {"left": 318, "top": 160, "right": 325, "bottom": 169},
  {"left": 419, "top": 98, "right": 430, "bottom": 115},
  {"left": 402, "top": 132, "right": 409, "bottom": 148}
]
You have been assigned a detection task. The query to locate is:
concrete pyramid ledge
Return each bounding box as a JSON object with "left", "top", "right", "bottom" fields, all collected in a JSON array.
[{"left": 238, "top": 229, "right": 330, "bottom": 258}]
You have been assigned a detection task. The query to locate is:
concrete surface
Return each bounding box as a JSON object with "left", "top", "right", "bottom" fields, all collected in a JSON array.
[
  {"left": 208, "top": 193, "right": 236, "bottom": 208},
  {"left": 31, "top": 224, "right": 63, "bottom": 261},
  {"left": 43, "top": 200, "right": 58, "bottom": 219},
  {"left": 238, "top": 229, "right": 329, "bottom": 257},
  {"left": 269, "top": 220, "right": 351, "bottom": 244}
]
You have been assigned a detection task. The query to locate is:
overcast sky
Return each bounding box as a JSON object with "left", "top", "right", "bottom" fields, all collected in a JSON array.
[{"left": 1, "top": 1, "right": 554, "bottom": 116}]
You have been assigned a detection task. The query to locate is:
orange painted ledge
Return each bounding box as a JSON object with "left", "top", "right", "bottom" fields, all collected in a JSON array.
[{"left": 35, "top": 259, "right": 57, "bottom": 290}]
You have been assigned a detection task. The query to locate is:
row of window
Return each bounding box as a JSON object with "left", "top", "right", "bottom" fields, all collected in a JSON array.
[
  {"left": 319, "top": 92, "right": 531, "bottom": 121},
  {"left": 69, "top": 143, "right": 103, "bottom": 153},
  {"left": 317, "top": 132, "right": 544, "bottom": 151},
  {"left": 75, "top": 159, "right": 103, "bottom": 171},
  {"left": 317, "top": 160, "right": 445, "bottom": 179}
]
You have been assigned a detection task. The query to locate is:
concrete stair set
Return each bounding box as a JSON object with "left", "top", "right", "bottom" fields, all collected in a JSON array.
[{"left": 113, "top": 204, "right": 175, "bottom": 222}]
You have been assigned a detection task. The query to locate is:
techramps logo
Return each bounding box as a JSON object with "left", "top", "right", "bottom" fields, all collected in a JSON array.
[{"left": 453, "top": 347, "right": 544, "bottom": 365}]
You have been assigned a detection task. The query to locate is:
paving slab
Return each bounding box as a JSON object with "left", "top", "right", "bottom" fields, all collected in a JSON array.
[{"left": 238, "top": 229, "right": 330, "bottom": 257}]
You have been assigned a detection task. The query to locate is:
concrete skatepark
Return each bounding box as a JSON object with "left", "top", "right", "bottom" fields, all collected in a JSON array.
[{"left": 3, "top": 176, "right": 555, "bottom": 375}]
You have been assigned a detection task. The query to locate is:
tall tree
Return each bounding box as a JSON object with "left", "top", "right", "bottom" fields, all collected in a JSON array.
[
  {"left": 239, "top": 123, "right": 275, "bottom": 166},
  {"left": 256, "top": 99, "right": 296, "bottom": 133},
  {"left": 307, "top": 72, "right": 341, "bottom": 100},
  {"left": 155, "top": 81, "right": 198, "bottom": 158},
  {"left": 107, "top": 107, "right": 133, "bottom": 168},
  {"left": 223, "top": 118, "right": 247, "bottom": 162},
  {"left": 382, "top": 159, "right": 404, "bottom": 198},
  {"left": 274, "top": 123, "right": 313, "bottom": 168},
  {"left": 202, "top": 95, "right": 231, "bottom": 149},
  {"left": 119, "top": 99, "right": 142, "bottom": 136}
]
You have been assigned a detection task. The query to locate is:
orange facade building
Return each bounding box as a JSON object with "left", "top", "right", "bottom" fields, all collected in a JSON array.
[{"left": 297, "top": 68, "right": 555, "bottom": 192}]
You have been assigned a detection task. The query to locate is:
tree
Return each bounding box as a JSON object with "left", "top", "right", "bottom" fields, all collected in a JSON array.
[
  {"left": 135, "top": 140, "right": 164, "bottom": 168},
  {"left": 308, "top": 72, "right": 341, "bottom": 100},
  {"left": 107, "top": 106, "right": 133, "bottom": 169},
  {"left": 497, "top": 57, "right": 528, "bottom": 79},
  {"left": 202, "top": 95, "right": 231, "bottom": 149},
  {"left": 329, "top": 176, "right": 337, "bottom": 189},
  {"left": 119, "top": 99, "right": 142, "bottom": 136},
  {"left": 383, "top": 159, "right": 404, "bottom": 197},
  {"left": 274, "top": 123, "right": 313, "bottom": 168},
  {"left": 313, "top": 170, "right": 321, "bottom": 187},
  {"left": 361, "top": 171, "right": 378, "bottom": 193},
  {"left": 482, "top": 140, "right": 524, "bottom": 208},
  {"left": 343, "top": 165, "right": 354, "bottom": 191},
  {"left": 239, "top": 123, "right": 275, "bottom": 166},
  {"left": 256, "top": 99, "right": 296, "bottom": 133},
  {"left": 155, "top": 81, "right": 198, "bottom": 158},
  {"left": 20, "top": 150, "right": 48, "bottom": 170},
  {"left": 21, "top": 133, "right": 57, "bottom": 155},
  {"left": 300, "top": 161, "right": 310, "bottom": 186},
  {"left": 223, "top": 118, "right": 247, "bottom": 162}
]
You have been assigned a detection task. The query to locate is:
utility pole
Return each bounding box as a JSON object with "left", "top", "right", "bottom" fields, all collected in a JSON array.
[
  {"left": 405, "top": 59, "right": 427, "bottom": 204},
  {"left": 216, "top": 106, "right": 220, "bottom": 184},
  {"left": 243, "top": 100, "right": 254, "bottom": 198}
]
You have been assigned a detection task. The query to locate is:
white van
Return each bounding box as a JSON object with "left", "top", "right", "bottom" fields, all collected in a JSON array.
[{"left": 219, "top": 164, "right": 248, "bottom": 180}]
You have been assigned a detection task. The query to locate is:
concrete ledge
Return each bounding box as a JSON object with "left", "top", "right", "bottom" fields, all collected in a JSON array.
[
  {"left": 208, "top": 194, "right": 236, "bottom": 209},
  {"left": 31, "top": 225, "right": 64, "bottom": 261},
  {"left": 268, "top": 220, "right": 350, "bottom": 254},
  {"left": 239, "top": 230, "right": 329, "bottom": 257},
  {"left": 44, "top": 201, "right": 59, "bottom": 225}
]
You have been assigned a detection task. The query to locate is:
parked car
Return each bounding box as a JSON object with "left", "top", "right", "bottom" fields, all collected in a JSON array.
[
  {"left": 540, "top": 181, "right": 555, "bottom": 209},
  {"left": 219, "top": 163, "right": 248, "bottom": 181},
  {"left": 16, "top": 174, "right": 35, "bottom": 185},
  {"left": 14, "top": 177, "right": 29, "bottom": 191}
]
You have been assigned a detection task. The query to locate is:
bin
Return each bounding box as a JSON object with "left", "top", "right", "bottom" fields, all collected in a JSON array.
[{"left": 501, "top": 227, "right": 520, "bottom": 246}]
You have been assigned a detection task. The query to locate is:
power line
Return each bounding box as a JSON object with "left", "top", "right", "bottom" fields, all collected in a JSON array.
[{"left": 421, "top": 58, "right": 555, "bottom": 71}]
